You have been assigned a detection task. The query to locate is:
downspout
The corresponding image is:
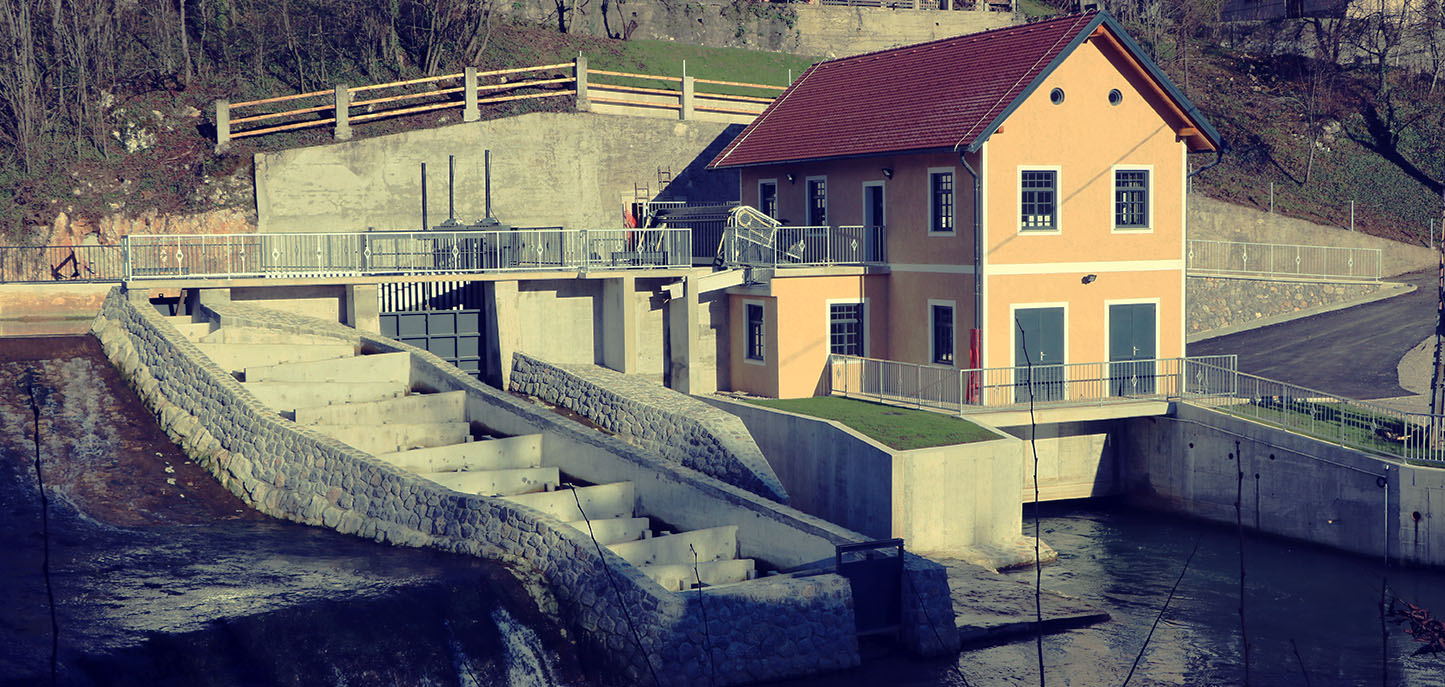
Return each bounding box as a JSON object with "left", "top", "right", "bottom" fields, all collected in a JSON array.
[
  {"left": 1186, "top": 146, "right": 1227, "bottom": 179},
  {"left": 961, "top": 152, "right": 982, "bottom": 339}
]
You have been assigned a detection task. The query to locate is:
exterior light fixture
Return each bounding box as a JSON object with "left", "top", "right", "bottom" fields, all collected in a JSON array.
[
  {"left": 1081, "top": 274, "right": 1098, "bottom": 284},
  {"left": 881, "top": 167, "right": 893, "bottom": 179},
  {"left": 786, "top": 173, "right": 796, "bottom": 183}
]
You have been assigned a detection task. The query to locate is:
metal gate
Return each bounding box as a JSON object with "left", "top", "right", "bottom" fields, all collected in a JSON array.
[
  {"left": 836, "top": 538, "right": 904, "bottom": 636},
  {"left": 380, "top": 281, "right": 487, "bottom": 378}
]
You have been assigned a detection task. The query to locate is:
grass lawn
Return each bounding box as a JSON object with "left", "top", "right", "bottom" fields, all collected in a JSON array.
[{"left": 744, "top": 396, "right": 996, "bottom": 450}]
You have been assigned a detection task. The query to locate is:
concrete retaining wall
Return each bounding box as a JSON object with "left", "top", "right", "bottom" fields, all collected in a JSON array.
[
  {"left": 91, "top": 289, "right": 960, "bottom": 680},
  {"left": 704, "top": 396, "right": 1024, "bottom": 561},
  {"left": 998, "top": 420, "right": 1124, "bottom": 502},
  {"left": 1186, "top": 275, "right": 1389, "bottom": 338},
  {"left": 254, "top": 112, "right": 742, "bottom": 234},
  {"left": 1123, "top": 402, "right": 1445, "bottom": 567},
  {"left": 510, "top": 352, "right": 788, "bottom": 503}
]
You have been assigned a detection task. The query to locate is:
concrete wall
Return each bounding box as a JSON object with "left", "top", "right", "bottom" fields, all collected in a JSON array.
[
  {"left": 1187, "top": 194, "right": 1435, "bottom": 278},
  {"left": 510, "top": 352, "right": 789, "bottom": 502},
  {"left": 997, "top": 421, "right": 1124, "bottom": 502},
  {"left": 254, "top": 112, "right": 742, "bottom": 234},
  {"left": 1185, "top": 275, "right": 1389, "bottom": 339},
  {"left": 793, "top": 5, "right": 1017, "bottom": 58},
  {"left": 1123, "top": 402, "right": 1445, "bottom": 567},
  {"left": 89, "top": 288, "right": 919, "bottom": 684},
  {"left": 0, "top": 283, "right": 114, "bottom": 336},
  {"left": 706, "top": 396, "right": 1025, "bottom": 561}
]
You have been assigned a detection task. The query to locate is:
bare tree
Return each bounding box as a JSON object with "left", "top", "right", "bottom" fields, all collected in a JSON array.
[{"left": 0, "top": 0, "right": 46, "bottom": 172}]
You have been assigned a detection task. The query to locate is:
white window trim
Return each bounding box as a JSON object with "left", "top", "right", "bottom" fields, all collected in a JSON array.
[
  {"left": 1017, "top": 165, "right": 1063, "bottom": 235},
  {"left": 758, "top": 179, "right": 779, "bottom": 220},
  {"left": 1104, "top": 297, "right": 1161, "bottom": 362},
  {"left": 1007, "top": 302, "right": 1069, "bottom": 369},
  {"left": 825, "top": 297, "right": 869, "bottom": 357},
  {"left": 927, "top": 167, "right": 957, "bottom": 237},
  {"left": 927, "top": 298, "right": 956, "bottom": 366},
  {"left": 743, "top": 298, "right": 767, "bottom": 366},
  {"left": 805, "top": 175, "right": 828, "bottom": 227},
  {"left": 862, "top": 180, "right": 886, "bottom": 228},
  {"left": 1110, "top": 164, "right": 1154, "bottom": 233}
]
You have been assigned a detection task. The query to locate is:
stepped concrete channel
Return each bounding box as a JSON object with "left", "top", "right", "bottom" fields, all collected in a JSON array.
[{"left": 89, "top": 287, "right": 960, "bottom": 685}]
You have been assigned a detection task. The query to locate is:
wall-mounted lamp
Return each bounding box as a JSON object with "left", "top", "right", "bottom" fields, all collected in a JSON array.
[
  {"left": 786, "top": 173, "right": 795, "bottom": 184},
  {"left": 881, "top": 167, "right": 894, "bottom": 180},
  {"left": 1081, "top": 274, "right": 1098, "bottom": 285}
]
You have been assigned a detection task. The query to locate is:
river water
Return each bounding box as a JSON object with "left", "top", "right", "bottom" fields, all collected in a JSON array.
[{"left": 772, "top": 500, "right": 1445, "bottom": 687}]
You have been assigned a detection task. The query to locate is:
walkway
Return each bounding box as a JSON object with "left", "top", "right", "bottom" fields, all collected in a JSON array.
[{"left": 1188, "top": 269, "right": 1435, "bottom": 400}]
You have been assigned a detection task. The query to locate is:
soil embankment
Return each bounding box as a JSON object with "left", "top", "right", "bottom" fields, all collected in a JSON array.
[{"left": 0, "top": 335, "right": 587, "bottom": 686}]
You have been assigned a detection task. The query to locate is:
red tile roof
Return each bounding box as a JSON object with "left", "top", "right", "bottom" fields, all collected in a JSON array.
[{"left": 710, "top": 12, "right": 1203, "bottom": 169}]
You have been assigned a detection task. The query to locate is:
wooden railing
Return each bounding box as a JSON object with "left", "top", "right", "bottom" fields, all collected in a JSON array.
[{"left": 213, "top": 58, "right": 788, "bottom": 149}]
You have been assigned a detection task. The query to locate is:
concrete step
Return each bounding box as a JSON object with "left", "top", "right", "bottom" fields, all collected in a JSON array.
[
  {"left": 503, "top": 483, "right": 635, "bottom": 522},
  {"left": 245, "top": 351, "right": 410, "bottom": 385},
  {"left": 421, "top": 467, "right": 560, "bottom": 496},
  {"left": 197, "top": 342, "right": 354, "bottom": 375},
  {"left": 641, "top": 559, "right": 757, "bottom": 592},
  {"left": 243, "top": 381, "right": 408, "bottom": 412},
  {"left": 376, "top": 435, "right": 543, "bottom": 473},
  {"left": 309, "top": 421, "right": 470, "bottom": 455},
  {"left": 294, "top": 390, "right": 466, "bottom": 426},
  {"left": 201, "top": 326, "right": 354, "bottom": 346},
  {"left": 173, "top": 321, "right": 214, "bottom": 341},
  {"left": 607, "top": 526, "right": 738, "bottom": 568},
  {"left": 565, "top": 516, "right": 651, "bottom": 546}
]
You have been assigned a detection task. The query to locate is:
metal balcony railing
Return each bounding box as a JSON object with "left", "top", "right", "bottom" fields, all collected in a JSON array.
[
  {"left": 120, "top": 228, "right": 693, "bottom": 280},
  {"left": 723, "top": 225, "right": 887, "bottom": 268},
  {"left": 1186, "top": 239, "right": 1382, "bottom": 282}
]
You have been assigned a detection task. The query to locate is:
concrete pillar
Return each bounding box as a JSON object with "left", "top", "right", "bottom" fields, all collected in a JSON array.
[
  {"left": 681, "top": 76, "right": 695, "bottom": 121},
  {"left": 333, "top": 85, "right": 352, "bottom": 141},
  {"left": 345, "top": 284, "right": 381, "bottom": 333},
  {"left": 485, "top": 280, "right": 521, "bottom": 390},
  {"left": 667, "top": 276, "right": 700, "bottom": 393},
  {"left": 574, "top": 56, "right": 590, "bottom": 112},
  {"left": 214, "top": 99, "right": 231, "bottom": 153},
  {"left": 602, "top": 276, "right": 637, "bottom": 374},
  {"left": 463, "top": 67, "right": 480, "bottom": 122}
]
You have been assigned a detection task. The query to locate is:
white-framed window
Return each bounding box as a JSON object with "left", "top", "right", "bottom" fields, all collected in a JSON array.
[
  {"left": 928, "top": 299, "right": 955, "bottom": 366},
  {"left": 744, "top": 300, "right": 766, "bottom": 364},
  {"left": 1111, "top": 165, "right": 1153, "bottom": 232},
  {"left": 928, "top": 168, "right": 956, "bottom": 236},
  {"left": 758, "top": 179, "right": 779, "bottom": 219},
  {"left": 826, "top": 298, "right": 868, "bottom": 356},
  {"left": 806, "top": 176, "right": 827, "bottom": 226},
  {"left": 1018, "top": 166, "right": 1061, "bottom": 233}
]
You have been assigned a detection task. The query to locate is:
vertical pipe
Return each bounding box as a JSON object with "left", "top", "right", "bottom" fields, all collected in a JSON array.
[
  {"left": 485, "top": 150, "right": 492, "bottom": 220},
  {"left": 1351, "top": 200, "right": 1355, "bottom": 232},
  {"left": 421, "top": 162, "right": 429, "bottom": 231},
  {"left": 448, "top": 154, "right": 456, "bottom": 223}
]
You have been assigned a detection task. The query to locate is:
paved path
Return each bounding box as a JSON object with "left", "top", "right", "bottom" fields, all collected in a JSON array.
[{"left": 1188, "top": 269, "right": 1436, "bottom": 401}]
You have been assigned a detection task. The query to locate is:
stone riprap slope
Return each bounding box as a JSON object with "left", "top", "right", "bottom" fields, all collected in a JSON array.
[
  {"left": 90, "top": 289, "right": 959, "bottom": 683},
  {"left": 511, "top": 352, "right": 788, "bottom": 503}
]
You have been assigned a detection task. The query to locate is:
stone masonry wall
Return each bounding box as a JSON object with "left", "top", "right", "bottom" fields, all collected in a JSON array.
[
  {"left": 510, "top": 351, "right": 789, "bottom": 503},
  {"left": 1186, "top": 276, "right": 1386, "bottom": 337},
  {"left": 91, "top": 288, "right": 929, "bottom": 684}
]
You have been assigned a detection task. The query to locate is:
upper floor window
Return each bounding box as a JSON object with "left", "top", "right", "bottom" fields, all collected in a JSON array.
[
  {"left": 807, "top": 177, "right": 827, "bottom": 226},
  {"left": 746, "top": 303, "right": 766, "bottom": 362},
  {"left": 1020, "top": 170, "right": 1057, "bottom": 231},
  {"left": 1114, "top": 170, "right": 1150, "bottom": 229},
  {"left": 759, "top": 180, "right": 778, "bottom": 219},
  {"left": 930, "top": 171, "right": 954, "bottom": 235}
]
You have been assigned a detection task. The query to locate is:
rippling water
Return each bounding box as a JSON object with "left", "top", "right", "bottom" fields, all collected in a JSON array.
[{"left": 770, "top": 501, "right": 1445, "bottom": 687}]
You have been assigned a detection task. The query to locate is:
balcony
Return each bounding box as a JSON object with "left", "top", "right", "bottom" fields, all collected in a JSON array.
[{"left": 724, "top": 224, "right": 887, "bottom": 268}]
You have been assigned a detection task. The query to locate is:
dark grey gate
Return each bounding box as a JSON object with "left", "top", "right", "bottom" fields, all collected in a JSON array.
[
  {"left": 380, "top": 281, "right": 486, "bottom": 379},
  {"left": 836, "top": 539, "right": 904, "bottom": 636},
  {"left": 1108, "top": 302, "right": 1157, "bottom": 397},
  {"left": 1014, "top": 306, "right": 1065, "bottom": 403}
]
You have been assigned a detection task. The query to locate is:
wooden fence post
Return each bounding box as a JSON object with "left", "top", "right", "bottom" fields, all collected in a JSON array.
[
  {"left": 463, "top": 67, "right": 480, "bottom": 122},
  {"left": 334, "top": 85, "right": 352, "bottom": 141},
  {"left": 575, "top": 55, "right": 589, "bottom": 111},
  {"left": 214, "top": 99, "right": 230, "bottom": 152},
  {"left": 681, "top": 75, "right": 695, "bottom": 120}
]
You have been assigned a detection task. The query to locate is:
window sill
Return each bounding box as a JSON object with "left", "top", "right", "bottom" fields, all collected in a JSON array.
[
  {"left": 927, "top": 231, "right": 958, "bottom": 237},
  {"left": 743, "top": 357, "right": 767, "bottom": 366},
  {"left": 1018, "top": 228, "right": 1061, "bottom": 235},
  {"left": 1112, "top": 226, "right": 1153, "bottom": 233}
]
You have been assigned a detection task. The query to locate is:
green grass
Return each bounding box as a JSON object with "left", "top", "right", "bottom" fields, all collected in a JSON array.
[
  {"left": 588, "top": 38, "right": 816, "bottom": 96},
  {"left": 745, "top": 396, "right": 996, "bottom": 450},
  {"left": 1017, "top": 0, "right": 1064, "bottom": 19},
  {"left": 1219, "top": 398, "right": 1419, "bottom": 462}
]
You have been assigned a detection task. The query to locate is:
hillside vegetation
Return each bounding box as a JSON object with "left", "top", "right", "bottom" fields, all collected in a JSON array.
[{"left": 0, "top": 0, "right": 1440, "bottom": 249}]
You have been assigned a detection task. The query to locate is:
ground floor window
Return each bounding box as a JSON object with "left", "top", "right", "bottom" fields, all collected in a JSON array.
[
  {"left": 829, "top": 302, "right": 865, "bottom": 356},
  {"left": 746, "top": 302, "right": 766, "bottom": 362},
  {"left": 930, "top": 303, "right": 954, "bottom": 365}
]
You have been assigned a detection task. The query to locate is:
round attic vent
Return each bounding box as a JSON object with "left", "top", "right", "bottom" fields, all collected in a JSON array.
[
  {"left": 1108, "top": 88, "right": 1123, "bottom": 106},
  {"left": 1050, "top": 88, "right": 1065, "bottom": 105}
]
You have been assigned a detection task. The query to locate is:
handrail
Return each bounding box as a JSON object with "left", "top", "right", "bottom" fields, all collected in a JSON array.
[{"left": 1186, "top": 238, "right": 1382, "bottom": 282}]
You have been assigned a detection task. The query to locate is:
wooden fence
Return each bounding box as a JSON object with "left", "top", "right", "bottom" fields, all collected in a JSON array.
[{"left": 214, "top": 57, "right": 786, "bottom": 149}]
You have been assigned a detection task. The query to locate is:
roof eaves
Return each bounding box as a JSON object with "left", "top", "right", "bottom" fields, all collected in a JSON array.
[{"left": 708, "top": 145, "right": 960, "bottom": 170}]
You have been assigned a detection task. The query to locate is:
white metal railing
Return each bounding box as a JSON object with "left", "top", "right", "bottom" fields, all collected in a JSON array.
[
  {"left": 724, "top": 225, "right": 886, "bottom": 268},
  {"left": 828, "top": 353, "right": 1445, "bottom": 465},
  {"left": 829, "top": 354, "right": 1238, "bottom": 413},
  {"left": 1187, "top": 239, "right": 1382, "bottom": 282},
  {"left": 122, "top": 228, "right": 692, "bottom": 280}
]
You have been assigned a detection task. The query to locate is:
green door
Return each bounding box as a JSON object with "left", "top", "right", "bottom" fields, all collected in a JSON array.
[
  {"left": 1014, "top": 307, "right": 1065, "bottom": 402},
  {"left": 1108, "top": 303, "right": 1157, "bottom": 396}
]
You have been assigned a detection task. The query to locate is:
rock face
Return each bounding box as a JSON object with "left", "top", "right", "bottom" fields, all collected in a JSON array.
[
  {"left": 48, "top": 208, "right": 256, "bottom": 249},
  {"left": 1187, "top": 276, "right": 1386, "bottom": 336}
]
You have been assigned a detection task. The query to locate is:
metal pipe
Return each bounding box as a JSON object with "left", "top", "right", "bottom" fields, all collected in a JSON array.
[
  {"left": 421, "top": 162, "right": 428, "bottom": 230},
  {"left": 484, "top": 149, "right": 492, "bottom": 219},
  {"left": 448, "top": 154, "right": 456, "bottom": 223},
  {"left": 961, "top": 152, "right": 982, "bottom": 338}
]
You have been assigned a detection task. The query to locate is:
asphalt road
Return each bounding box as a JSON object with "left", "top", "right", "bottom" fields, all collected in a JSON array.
[{"left": 1188, "top": 269, "right": 1437, "bottom": 401}]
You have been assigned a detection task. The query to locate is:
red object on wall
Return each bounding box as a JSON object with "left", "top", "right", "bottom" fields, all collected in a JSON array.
[{"left": 967, "top": 328, "right": 982, "bottom": 404}]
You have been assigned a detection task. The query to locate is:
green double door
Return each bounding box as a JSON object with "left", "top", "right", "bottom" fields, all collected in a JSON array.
[
  {"left": 1108, "top": 303, "right": 1157, "bottom": 397},
  {"left": 1014, "top": 307, "right": 1065, "bottom": 402}
]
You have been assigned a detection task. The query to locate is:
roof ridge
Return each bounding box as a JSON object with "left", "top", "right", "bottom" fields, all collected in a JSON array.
[{"left": 818, "top": 10, "right": 1098, "bottom": 66}]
